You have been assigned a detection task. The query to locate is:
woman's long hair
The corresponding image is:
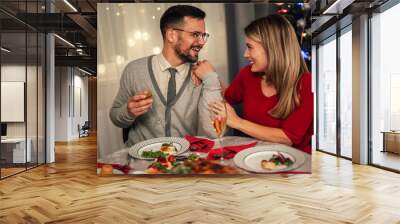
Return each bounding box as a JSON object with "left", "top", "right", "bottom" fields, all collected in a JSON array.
[{"left": 245, "top": 14, "right": 309, "bottom": 119}]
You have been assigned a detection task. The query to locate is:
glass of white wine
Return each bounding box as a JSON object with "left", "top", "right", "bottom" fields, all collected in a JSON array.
[{"left": 209, "top": 100, "right": 227, "bottom": 162}]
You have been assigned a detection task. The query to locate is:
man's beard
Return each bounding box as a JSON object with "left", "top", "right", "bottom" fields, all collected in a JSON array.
[{"left": 174, "top": 42, "right": 200, "bottom": 63}]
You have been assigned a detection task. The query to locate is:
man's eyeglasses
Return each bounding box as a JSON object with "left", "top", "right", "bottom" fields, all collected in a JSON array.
[{"left": 172, "top": 28, "right": 210, "bottom": 42}]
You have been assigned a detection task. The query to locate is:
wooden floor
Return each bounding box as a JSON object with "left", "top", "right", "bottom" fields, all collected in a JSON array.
[
  {"left": 1, "top": 135, "right": 400, "bottom": 224},
  {"left": 1, "top": 167, "right": 26, "bottom": 177},
  {"left": 1, "top": 163, "right": 45, "bottom": 178},
  {"left": 373, "top": 150, "right": 400, "bottom": 171}
]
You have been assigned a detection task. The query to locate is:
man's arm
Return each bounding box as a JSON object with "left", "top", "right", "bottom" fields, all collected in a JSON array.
[{"left": 109, "top": 68, "right": 137, "bottom": 128}]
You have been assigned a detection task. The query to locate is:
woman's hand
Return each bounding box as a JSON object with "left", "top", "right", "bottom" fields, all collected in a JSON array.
[
  {"left": 192, "top": 60, "right": 216, "bottom": 81},
  {"left": 209, "top": 101, "right": 241, "bottom": 129},
  {"left": 191, "top": 71, "right": 202, "bottom": 86}
]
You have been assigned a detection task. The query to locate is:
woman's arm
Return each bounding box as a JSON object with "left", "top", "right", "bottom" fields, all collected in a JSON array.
[
  {"left": 210, "top": 72, "right": 313, "bottom": 146},
  {"left": 236, "top": 73, "right": 313, "bottom": 146},
  {"left": 233, "top": 118, "right": 293, "bottom": 145},
  {"left": 209, "top": 101, "right": 292, "bottom": 145}
]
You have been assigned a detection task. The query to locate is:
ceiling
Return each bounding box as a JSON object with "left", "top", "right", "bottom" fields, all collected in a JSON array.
[
  {"left": 311, "top": 0, "right": 390, "bottom": 44},
  {"left": 1, "top": 0, "right": 390, "bottom": 75},
  {"left": 0, "top": 0, "right": 100, "bottom": 74}
]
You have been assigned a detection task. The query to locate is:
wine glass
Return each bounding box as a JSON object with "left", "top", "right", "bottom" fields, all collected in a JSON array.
[{"left": 209, "top": 100, "right": 227, "bottom": 162}]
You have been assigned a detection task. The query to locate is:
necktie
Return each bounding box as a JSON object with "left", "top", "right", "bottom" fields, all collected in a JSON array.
[{"left": 167, "top": 67, "right": 177, "bottom": 105}]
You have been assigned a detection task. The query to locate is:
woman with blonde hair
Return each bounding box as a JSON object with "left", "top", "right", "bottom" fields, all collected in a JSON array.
[{"left": 193, "top": 14, "right": 313, "bottom": 153}]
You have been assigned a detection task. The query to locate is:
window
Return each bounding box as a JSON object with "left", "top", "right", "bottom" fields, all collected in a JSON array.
[
  {"left": 339, "top": 27, "right": 352, "bottom": 158},
  {"left": 0, "top": 1, "right": 47, "bottom": 179},
  {"left": 370, "top": 2, "right": 400, "bottom": 171},
  {"left": 317, "top": 35, "right": 337, "bottom": 154}
]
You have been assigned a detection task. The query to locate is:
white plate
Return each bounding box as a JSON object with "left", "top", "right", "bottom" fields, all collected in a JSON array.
[
  {"left": 129, "top": 137, "right": 190, "bottom": 160},
  {"left": 233, "top": 145, "right": 306, "bottom": 173}
]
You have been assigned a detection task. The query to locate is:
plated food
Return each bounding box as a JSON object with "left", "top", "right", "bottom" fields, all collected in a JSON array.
[
  {"left": 128, "top": 138, "right": 307, "bottom": 174},
  {"left": 145, "top": 154, "right": 178, "bottom": 173},
  {"left": 233, "top": 145, "right": 305, "bottom": 173},
  {"left": 178, "top": 159, "right": 239, "bottom": 174},
  {"left": 160, "top": 142, "right": 177, "bottom": 154},
  {"left": 145, "top": 153, "right": 239, "bottom": 174},
  {"left": 141, "top": 142, "right": 177, "bottom": 158},
  {"left": 129, "top": 137, "right": 189, "bottom": 160},
  {"left": 261, "top": 152, "right": 294, "bottom": 170}
]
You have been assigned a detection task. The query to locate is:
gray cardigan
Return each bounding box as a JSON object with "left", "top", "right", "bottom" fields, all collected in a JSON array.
[{"left": 109, "top": 55, "right": 222, "bottom": 146}]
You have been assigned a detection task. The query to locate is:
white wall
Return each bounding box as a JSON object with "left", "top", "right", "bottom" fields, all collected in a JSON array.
[
  {"left": 1, "top": 65, "right": 28, "bottom": 138},
  {"left": 72, "top": 73, "right": 89, "bottom": 138},
  {"left": 55, "top": 67, "right": 69, "bottom": 141},
  {"left": 54, "top": 67, "right": 89, "bottom": 141},
  {"left": 1, "top": 65, "right": 26, "bottom": 82},
  {"left": 1, "top": 64, "right": 45, "bottom": 164}
]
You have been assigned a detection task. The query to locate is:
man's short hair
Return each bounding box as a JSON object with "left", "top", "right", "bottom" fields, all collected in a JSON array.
[{"left": 160, "top": 5, "right": 206, "bottom": 39}]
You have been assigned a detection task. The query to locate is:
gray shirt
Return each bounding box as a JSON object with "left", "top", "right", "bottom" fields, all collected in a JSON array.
[
  {"left": 109, "top": 55, "right": 222, "bottom": 146},
  {"left": 153, "top": 53, "right": 189, "bottom": 97}
]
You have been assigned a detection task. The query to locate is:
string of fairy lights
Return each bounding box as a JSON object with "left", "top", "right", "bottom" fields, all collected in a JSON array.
[{"left": 274, "top": 3, "right": 312, "bottom": 62}]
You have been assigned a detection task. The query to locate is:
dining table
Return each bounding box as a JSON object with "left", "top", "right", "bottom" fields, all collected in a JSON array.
[{"left": 97, "top": 136, "right": 311, "bottom": 174}]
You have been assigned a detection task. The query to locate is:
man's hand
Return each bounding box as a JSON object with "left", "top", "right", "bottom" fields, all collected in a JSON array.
[
  {"left": 127, "top": 90, "right": 153, "bottom": 117},
  {"left": 192, "top": 60, "right": 216, "bottom": 81}
]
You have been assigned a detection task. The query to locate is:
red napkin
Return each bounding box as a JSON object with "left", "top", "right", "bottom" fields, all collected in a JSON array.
[
  {"left": 97, "top": 163, "right": 130, "bottom": 175},
  {"left": 206, "top": 142, "right": 257, "bottom": 160},
  {"left": 185, "top": 135, "right": 215, "bottom": 153}
]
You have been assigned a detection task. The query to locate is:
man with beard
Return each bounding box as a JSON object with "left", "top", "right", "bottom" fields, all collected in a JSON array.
[{"left": 110, "top": 5, "right": 222, "bottom": 146}]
